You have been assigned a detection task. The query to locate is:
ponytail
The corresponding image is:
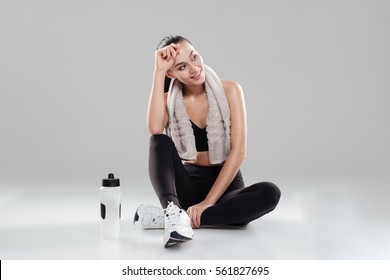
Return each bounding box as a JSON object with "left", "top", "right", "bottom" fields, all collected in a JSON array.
[{"left": 164, "top": 76, "right": 172, "bottom": 93}]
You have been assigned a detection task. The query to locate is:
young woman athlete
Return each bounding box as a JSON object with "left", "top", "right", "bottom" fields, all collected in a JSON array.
[{"left": 134, "top": 35, "right": 281, "bottom": 248}]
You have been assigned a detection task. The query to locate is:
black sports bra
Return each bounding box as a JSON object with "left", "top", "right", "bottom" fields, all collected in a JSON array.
[{"left": 190, "top": 120, "right": 209, "bottom": 152}]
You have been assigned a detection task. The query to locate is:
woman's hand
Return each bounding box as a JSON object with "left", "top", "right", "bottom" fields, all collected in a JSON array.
[
  {"left": 154, "top": 43, "right": 180, "bottom": 73},
  {"left": 187, "top": 201, "right": 214, "bottom": 228}
]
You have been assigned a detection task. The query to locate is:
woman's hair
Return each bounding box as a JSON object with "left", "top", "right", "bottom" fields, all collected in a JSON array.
[{"left": 156, "top": 35, "right": 192, "bottom": 92}]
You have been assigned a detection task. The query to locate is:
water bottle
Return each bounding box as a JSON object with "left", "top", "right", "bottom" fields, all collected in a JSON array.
[{"left": 100, "top": 173, "right": 121, "bottom": 239}]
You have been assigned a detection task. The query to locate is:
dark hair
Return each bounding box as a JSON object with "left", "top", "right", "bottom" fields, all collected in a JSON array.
[{"left": 156, "top": 35, "right": 192, "bottom": 92}]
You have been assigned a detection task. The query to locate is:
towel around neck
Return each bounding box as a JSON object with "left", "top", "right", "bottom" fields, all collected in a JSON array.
[{"left": 166, "top": 65, "right": 231, "bottom": 164}]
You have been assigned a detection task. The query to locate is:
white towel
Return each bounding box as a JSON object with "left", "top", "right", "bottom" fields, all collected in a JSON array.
[{"left": 166, "top": 65, "right": 231, "bottom": 164}]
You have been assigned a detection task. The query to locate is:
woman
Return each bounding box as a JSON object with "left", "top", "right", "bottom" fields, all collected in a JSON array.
[{"left": 134, "top": 35, "right": 281, "bottom": 248}]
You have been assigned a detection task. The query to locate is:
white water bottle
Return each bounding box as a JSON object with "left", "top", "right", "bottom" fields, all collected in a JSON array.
[{"left": 100, "top": 173, "right": 121, "bottom": 239}]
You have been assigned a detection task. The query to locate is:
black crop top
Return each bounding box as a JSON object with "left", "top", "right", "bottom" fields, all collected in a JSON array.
[{"left": 190, "top": 120, "right": 209, "bottom": 152}]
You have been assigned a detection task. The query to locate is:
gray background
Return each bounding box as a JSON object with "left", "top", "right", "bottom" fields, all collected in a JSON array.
[{"left": 1, "top": 0, "right": 389, "bottom": 259}]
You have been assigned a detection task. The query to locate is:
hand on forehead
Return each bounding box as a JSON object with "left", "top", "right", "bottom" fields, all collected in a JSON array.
[{"left": 173, "top": 41, "right": 193, "bottom": 60}]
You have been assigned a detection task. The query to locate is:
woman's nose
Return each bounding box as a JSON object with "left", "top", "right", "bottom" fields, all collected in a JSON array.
[{"left": 188, "top": 63, "right": 198, "bottom": 73}]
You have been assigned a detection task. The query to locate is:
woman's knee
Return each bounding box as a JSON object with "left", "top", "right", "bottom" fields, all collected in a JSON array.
[
  {"left": 150, "top": 133, "right": 171, "bottom": 143},
  {"left": 254, "top": 181, "right": 281, "bottom": 207},
  {"left": 149, "top": 134, "right": 174, "bottom": 150}
]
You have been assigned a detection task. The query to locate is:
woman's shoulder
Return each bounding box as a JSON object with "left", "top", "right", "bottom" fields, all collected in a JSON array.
[{"left": 221, "top": 80, "right": 244, "bottom": 98}]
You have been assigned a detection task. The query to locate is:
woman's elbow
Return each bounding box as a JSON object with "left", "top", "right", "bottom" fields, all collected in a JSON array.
[
  {"left": 147, "top": 125, "right": 165, "bottom": 135},
  {"left": 147, "top": 116, "right": 167, "bottom": 135}
]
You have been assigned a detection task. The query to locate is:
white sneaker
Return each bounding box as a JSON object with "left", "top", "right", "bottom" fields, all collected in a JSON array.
[
  {"left": 133, "top": 204, "right": 164, "bottom": 229},
  {"left": 163, "top": 202, "right": 194, "bottom": 248}
]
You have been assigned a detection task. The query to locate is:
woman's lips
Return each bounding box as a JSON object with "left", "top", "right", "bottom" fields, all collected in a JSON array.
[{"left": 192, "top": 69, "right": 202, "bottom": 80}]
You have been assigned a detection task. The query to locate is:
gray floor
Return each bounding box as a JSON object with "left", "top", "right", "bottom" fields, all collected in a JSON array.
[{"left": 1, "top": 173, "right": 390, "bottom": 260}]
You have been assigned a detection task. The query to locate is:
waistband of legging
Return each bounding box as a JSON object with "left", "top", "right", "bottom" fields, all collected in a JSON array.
[{"left": 183, "top": 162, "right": 224, "bottom": 169}]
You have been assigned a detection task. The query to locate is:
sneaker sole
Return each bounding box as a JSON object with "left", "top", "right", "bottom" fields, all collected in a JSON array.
[
  {"left": 164, "top": 239, "right": 184, "bottom": 248},
  {"left": 164, "top": 231, "right": 193, "bottom": 248}
]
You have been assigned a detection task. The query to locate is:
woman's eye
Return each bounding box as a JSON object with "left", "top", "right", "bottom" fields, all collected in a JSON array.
[
  {"left": 179, "top": 65, "right": 186, "bottom": 71},
  {"left": 192, "top": 54, "right": 198, "bottom": 60}
]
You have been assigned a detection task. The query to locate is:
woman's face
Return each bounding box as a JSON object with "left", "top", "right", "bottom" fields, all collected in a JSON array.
[{"left": 167, "top": 40, "right": 205, "bottom": 86}]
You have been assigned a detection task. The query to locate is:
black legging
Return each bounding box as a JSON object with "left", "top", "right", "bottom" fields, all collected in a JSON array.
[{"left": 149, "top": 134, "right": 281, "bottom": 225}]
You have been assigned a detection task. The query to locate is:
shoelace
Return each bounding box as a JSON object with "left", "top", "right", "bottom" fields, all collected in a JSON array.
[{"left": 164, "top": 202, "right": 182, "bottom": 227}]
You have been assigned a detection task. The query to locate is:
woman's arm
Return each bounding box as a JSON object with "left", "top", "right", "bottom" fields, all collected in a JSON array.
[
  {"left": 146, "top": 71, "right": 168, "bottom": 135},
  {"left": 146, "top": 44, "right": 179, "bottom": 134},
  {"left": 187, "top": 80, "right": 247, "bottom": 227},
  {"left": 204, "top": 80, "right": 247, "bottom": 203}
]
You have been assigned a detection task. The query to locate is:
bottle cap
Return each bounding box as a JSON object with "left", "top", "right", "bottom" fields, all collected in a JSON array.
[{"left": 102, "top": 173, "right": 120, "bottom": 187}]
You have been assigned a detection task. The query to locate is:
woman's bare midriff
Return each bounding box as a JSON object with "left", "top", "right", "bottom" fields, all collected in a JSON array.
[{"left": 183, "top": 151, "right": 223, "bottom": 167}]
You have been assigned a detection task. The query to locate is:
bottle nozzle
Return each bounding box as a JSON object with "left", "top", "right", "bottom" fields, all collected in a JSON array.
[{"left": 102, "top": 173, "right": 120, "bottom": 187}]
